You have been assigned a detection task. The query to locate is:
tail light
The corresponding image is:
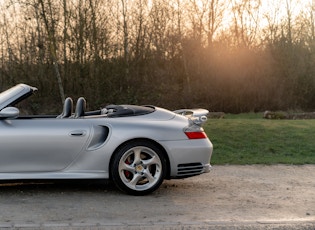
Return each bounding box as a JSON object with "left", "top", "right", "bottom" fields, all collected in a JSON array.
[{"left": 185, "top": 131, "right": 207, "bottom": 139}]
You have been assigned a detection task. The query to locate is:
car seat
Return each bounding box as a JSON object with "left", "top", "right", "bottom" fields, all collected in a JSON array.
[
  {"left": 57, "top": 97, "right": 73, "bottom": 118},
  {"left": 74, "top": 97, "right": 86, "bottom": 118}
]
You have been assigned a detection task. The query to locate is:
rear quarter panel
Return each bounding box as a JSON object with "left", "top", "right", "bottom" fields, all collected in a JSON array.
[
  {"left": 66, "top": 109, "right": 189, "bottom": 175},
  {"left": 67, "top": 108, "right": 212, "bottom": 179}
]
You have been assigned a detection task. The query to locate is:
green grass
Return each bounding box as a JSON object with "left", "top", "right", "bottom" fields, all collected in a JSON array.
[{"left": 204, "top": 113, "right": 315, "bottom": 165}]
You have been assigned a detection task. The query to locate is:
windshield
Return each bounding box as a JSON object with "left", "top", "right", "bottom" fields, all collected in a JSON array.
[
  {"left": 0, "top": 84, "right": 37, "bottom": 110},
  {"left": 0, "top": 85, "right": 25, "bottom": 105}
]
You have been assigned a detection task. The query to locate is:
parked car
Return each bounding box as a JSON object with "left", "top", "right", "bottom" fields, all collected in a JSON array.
[{"left": 0, "top": 83, "right": 213, "bottom": 195}]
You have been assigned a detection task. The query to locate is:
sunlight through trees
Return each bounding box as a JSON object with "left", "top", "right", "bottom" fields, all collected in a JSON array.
[{"left": 0, "top": 0, "right": 314, "bottom": 113}]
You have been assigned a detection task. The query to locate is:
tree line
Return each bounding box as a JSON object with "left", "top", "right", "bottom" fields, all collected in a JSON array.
[{"left": 0, "top": 0, "right": 315, "bottom": 114}]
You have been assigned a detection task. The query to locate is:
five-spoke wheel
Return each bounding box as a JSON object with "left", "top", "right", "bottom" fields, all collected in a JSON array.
[{"left": 111, "top": 141, "right": 166, "bottom": 195}]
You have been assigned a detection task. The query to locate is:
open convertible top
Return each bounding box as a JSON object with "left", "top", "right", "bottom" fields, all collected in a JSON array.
[{"left": 0, "top": 84, "right": 156, "bottom": 118}]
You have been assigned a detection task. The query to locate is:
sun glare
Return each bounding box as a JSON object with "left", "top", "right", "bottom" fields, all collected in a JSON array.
[{"left": 193, "top": 0, "right": 313, "bottom": 33}]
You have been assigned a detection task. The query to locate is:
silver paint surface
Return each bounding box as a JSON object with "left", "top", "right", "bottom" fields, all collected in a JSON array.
[{"left": 0, "top": 84, "right": 213, "bottom": 180}]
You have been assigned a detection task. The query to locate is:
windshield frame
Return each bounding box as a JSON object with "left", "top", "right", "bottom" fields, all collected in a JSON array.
[{"left": 0, "top": 84, "right": 37, "bottom": 110}]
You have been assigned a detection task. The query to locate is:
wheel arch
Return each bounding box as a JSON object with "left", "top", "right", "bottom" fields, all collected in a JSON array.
[{"left": 109, "top": 138, "right": 171, "bottom": 180}]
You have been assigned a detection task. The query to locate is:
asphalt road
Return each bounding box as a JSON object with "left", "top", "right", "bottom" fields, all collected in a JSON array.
[{"left": 0, "top": 165, "right": 314, "bottom": 229}]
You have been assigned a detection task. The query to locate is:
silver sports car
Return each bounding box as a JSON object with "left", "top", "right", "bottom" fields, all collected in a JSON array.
[{"left": 0, "top": 84, "right": 213, "bottom": 195}]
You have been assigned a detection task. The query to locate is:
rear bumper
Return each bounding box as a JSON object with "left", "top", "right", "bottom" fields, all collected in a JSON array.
[
  {"left": 160, "top": 138, "right": 213, "bottom": 178},
  {"left": 173, "top": 162, "right": 212, "bottom": 178},
  {"left": 204, "top": 163, "right": 212, "bottom": 173}
]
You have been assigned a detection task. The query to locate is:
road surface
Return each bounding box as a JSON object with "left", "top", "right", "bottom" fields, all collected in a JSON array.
[{"left": 0, "top": 165, "right": 314, "bottom": 229}]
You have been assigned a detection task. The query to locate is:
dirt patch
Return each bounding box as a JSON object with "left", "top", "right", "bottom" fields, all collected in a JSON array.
[
  {"left": 157, "top": 165, "right": 315, "bottom": 223},
  {"left": 0, "top": 165, "right": 314, "bottom": 229}
]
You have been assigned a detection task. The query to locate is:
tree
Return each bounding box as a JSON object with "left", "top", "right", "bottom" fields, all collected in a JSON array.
[
  {"left": 229, "top": 0, "right": 262, "bottom": 47},
  {"left": 38, "top": 0, "right": 65, "bottom": 103}
]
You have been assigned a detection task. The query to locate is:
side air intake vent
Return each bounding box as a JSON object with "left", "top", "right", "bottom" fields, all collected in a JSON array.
[
  {"left": 177, "top": 163, "right": 203, "bottom": 177},
  {"left": 87, "top": 126, "right": 109, "bottom": 150}
]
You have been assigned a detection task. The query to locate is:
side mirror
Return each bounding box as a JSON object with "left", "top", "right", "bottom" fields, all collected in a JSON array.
[{"left": 0, "top": 107, "right": 20, "bottom": 119}]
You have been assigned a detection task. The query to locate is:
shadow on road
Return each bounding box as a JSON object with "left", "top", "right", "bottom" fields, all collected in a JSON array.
[{"left": 0, "top": 179, "right": 118, "bottom": 194}]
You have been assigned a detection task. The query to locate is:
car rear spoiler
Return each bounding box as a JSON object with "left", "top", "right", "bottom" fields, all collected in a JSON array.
[{"left": 173, "top": 108, "right": 209, "bottom": 125}]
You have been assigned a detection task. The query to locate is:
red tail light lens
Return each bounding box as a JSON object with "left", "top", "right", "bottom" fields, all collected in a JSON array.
[{"left": 185, "top": 131, "right": 207, "bottom": 139}]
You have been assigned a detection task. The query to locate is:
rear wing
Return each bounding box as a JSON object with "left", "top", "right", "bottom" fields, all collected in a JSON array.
[{"left": 173, "top": 108, "right": 209, "bottom": 125}]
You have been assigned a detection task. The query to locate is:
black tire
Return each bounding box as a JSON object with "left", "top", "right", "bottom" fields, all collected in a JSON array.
[{"left": 111, "top": 140, "right": 166, "bottom": 195}]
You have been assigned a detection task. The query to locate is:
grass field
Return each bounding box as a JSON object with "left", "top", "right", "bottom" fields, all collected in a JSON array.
[{"left": 204, "top": 113, "right": 315, "bottom": 165}]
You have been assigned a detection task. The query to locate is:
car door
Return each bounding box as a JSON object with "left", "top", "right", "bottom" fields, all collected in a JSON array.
[{"left": 0, "top": 118, "right": 91, "bottom": 172}]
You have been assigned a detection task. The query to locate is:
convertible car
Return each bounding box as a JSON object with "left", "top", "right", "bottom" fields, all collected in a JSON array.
[{"left": 0, "top": 84, "right": 213, "bottom": 195}]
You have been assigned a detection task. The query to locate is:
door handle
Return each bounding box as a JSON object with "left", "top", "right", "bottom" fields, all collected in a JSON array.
[{"left": 70, "top": 130, "right": 86, "bottom": 136}]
